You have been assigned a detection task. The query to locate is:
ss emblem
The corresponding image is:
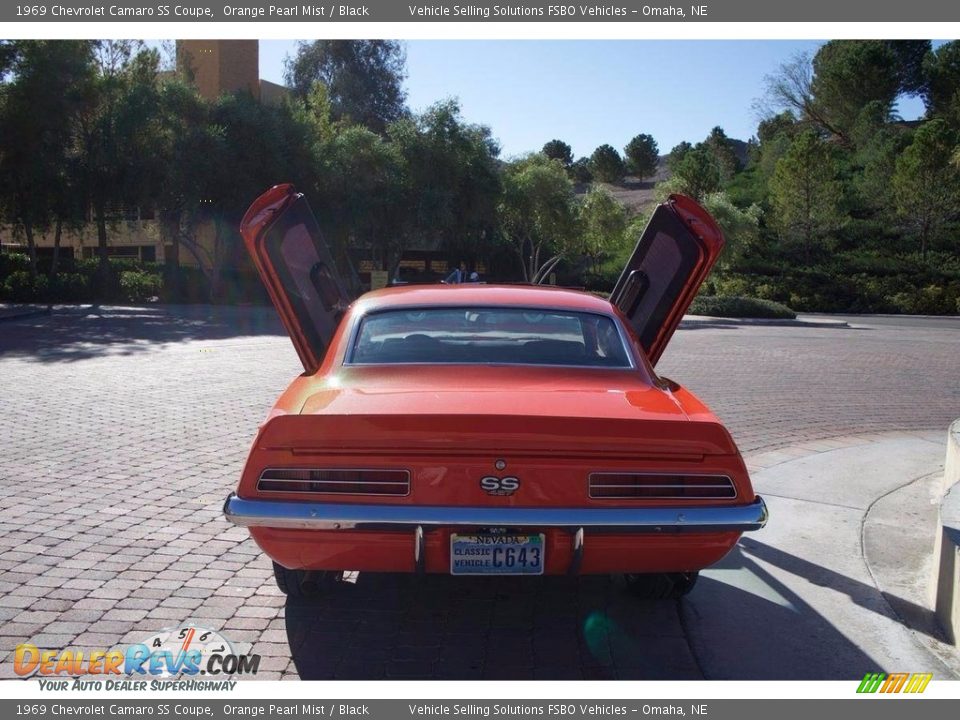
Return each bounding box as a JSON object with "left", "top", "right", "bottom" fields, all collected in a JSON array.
[{"left": 480, "top": 475, "right": 520, "bottom": 496}]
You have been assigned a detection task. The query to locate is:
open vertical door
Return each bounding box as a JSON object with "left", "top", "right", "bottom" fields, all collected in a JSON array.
[
  {"left": 610, "top": 194, "right": 725, "bottom": 366},
  {"left": 240, "top": 184, "right": 354, "bottom": 375}
]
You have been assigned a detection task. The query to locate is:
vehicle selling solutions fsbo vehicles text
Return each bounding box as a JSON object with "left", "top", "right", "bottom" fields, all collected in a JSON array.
[{"left": 407, "top": 5, "right": 628, "bottom": 17}]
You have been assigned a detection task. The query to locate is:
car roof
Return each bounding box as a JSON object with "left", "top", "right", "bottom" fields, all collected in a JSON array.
[{"left": 355, "top": 284, "right": 615, "bottom": 313}]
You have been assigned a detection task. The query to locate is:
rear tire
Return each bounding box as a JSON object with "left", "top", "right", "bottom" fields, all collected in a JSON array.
[
  {"left": 272, "top": 562, "right": 336, "bottom": 599},
  {"left": 619, "top": 571, "right": 699, "bottom": 600}
]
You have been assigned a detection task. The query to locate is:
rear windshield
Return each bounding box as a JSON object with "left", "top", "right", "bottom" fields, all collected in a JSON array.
[{"left": 350, "top": 308, "right": 632, "bottom": 367}]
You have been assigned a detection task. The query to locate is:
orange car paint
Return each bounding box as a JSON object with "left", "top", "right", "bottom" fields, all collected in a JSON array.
[{"left": 236, "top": 286, "right": 756, "bottom": 575}]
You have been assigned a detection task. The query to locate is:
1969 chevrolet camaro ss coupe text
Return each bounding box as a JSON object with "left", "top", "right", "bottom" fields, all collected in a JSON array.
[{"left": 224, "top": 184, "right": 768, "bottom": 599}]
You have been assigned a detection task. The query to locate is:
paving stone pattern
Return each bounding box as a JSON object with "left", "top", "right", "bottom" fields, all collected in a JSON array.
[{"left": 0, "top": 306, "right": 957, "bottom": 679}]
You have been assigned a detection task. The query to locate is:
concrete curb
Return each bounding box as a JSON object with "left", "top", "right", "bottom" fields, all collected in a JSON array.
[
  {"left": 0, "top": 305, "right": 51, "bottom": 322},
  {"left": 935, "top": 419, "right": 960, "bottom": 645},
  {"left": 700, "top": 431, "right": 960, "bottom": 678},
  {"left": 681, "top": 314, "right": 849, "bottom": 329}
]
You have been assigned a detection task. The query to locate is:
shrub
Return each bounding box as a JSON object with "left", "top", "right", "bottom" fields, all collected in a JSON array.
[
  {"left": 711, "top": 275, "right": 756, "bottom": 297},
  {"left": 119, "top": 270, "right": 162, "bottom": 303},
  {"left": 160, "top": 265, "right": 211, "bottom": 303},
  {"left": 3, "top": 271, "right": 49, "bottom": 302},
  {"left": 690, "top": 295, "right": 797, "bottom": 319},
  {"left": 0, "top": 252, "right": 31, "bottom": 276},
  {"left": 582, "top": 267, "right": 623, "bottom": 292},
  {"left": 74, "top": 257, "right": 101, "bottom": 277},
  {"left": 108, "top": 257, "right": 143, "bottom": 273},
  {"left": 50, "top": 273, "right": 91, "bottom": 303},
  {"left": 885, "top": 283, "right": 960, "bottom": 314}
]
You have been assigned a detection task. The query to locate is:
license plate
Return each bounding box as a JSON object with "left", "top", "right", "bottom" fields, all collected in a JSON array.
[{"left": 450, "top": 533, "right": 545, "bottom": 575}]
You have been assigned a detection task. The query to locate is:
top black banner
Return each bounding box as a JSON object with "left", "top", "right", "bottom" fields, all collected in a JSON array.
[{"left": 4, "top": 0, "right": 960, "bottom": 23}]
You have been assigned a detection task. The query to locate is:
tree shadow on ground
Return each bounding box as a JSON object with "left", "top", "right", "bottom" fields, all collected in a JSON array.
[{"left": 0, "top": 304, "right": 287, "bottom": 363}]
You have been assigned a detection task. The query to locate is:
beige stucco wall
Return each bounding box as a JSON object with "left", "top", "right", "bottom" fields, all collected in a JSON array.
[
  {"left": 0, "top": 221, "right": 163, "bottom": 260},
  {"left": 177, "top": 40, "right": 260, "bottom": 101},
  {"left": 259, "top": 79, "right": 291, "bottom": 107}
]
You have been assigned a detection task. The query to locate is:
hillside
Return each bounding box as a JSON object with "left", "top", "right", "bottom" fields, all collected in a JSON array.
[{"left": 579, "top": 138, "right": 751, "bottom": 215}]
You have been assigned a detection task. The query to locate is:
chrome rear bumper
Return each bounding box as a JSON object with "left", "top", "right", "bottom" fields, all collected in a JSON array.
[{"left": 223, "top": 493, "right": 768, "bottom": 533}]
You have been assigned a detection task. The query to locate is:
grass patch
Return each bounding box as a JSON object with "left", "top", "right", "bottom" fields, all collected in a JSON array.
[{"left": 690, "top": 295, "right": 797, "bottom": 320}]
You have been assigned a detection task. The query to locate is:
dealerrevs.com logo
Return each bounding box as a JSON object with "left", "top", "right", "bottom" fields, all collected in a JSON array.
[{"left": 14, "top": 625, "right": 260, "bottom": 690}]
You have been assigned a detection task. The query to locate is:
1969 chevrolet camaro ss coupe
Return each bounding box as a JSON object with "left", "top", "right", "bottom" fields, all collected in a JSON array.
[{"left": 224, "top": 184, "right": 767, "bottom": 599}]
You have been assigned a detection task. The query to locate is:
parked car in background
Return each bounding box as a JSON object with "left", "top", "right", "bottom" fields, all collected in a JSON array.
[{"left": 224, "top": 184, "right": 767, "bottom": 599}]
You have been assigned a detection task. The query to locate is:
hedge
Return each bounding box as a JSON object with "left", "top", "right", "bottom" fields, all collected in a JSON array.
[
  {"left": 119, "top": 270, "right": 162, "bottom": 303},
  {"left": 689, "top": 295, "right": 797, "bottom": 319},
  {"left": 0, "top": 252, "right": 277, "bottom": 305}
]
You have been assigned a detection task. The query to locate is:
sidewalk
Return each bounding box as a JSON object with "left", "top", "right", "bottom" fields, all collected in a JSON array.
[{"left": 687, "top": 431, "right": 960, "bottom": 679}]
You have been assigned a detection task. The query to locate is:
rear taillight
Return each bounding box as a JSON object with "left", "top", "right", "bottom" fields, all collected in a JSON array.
[
  {"left": 588, "top": 473, "right": 736, "bottom": 499},
  {"left": 257, "top": 468, "right": 410, "bottom": 496}
]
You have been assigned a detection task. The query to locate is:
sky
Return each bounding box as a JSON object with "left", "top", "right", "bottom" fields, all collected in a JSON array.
[{"left": 253, "top": 39, "right": 930, "bottom": 159}]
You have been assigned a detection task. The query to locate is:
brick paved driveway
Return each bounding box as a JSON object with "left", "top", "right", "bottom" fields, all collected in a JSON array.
[{"left": 0, "top": 305, "right": 958, "bottom": 679}]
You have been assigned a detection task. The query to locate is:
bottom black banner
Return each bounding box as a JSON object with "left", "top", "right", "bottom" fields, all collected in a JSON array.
[{"left": 2, "top": 700, "right": 957, "bottom": 720}]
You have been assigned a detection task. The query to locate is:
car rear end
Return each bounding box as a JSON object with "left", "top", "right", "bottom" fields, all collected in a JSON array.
[{"left": 224, "top": 386, "right": 767, "bottom": 578}]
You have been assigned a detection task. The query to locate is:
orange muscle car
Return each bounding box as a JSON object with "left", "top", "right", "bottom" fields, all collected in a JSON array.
[{"left": 223, "top": 184, "right": 768, "bottom": 599}]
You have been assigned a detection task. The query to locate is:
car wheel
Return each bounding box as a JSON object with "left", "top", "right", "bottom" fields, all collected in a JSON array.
[
  {"left": 272, "top": 562, "right": 336, "bottom": 599},
  {"left": 619, "top": 571, "right": 699, "bottom": 600}
]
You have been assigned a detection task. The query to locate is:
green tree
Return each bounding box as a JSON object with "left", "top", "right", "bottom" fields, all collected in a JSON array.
[
  {"left": 150, "top": 78, "right": 218, "bottom": 281},
  {"left": 752, "top": 112, "right": 799, "bottom": 194},
  {"left": 769, "top": 129, "right": 845, "bottom": 263},
  {"left": 886, "top": 40, "right": 931, "bottom": 96},
  {"left": 205, "top": 91, "right": 326, "bottom": 298},
  {"left": 855, "top": 123, "right": 912, "bottom": 215},
  {"left": 810, "top": 41, "right": 901, "bottom": 143},
  {"left": 923, "top": 41, "right": 960, "bottom": 128},
  {"left": 761, "top": 52, "right": 828, "bottom": 134},
  {"left": 388, "top": 100, "right": 501, "bottom": 275},
  {"left": 659, "top": 145, "right": 722, "bottom": 201},
  {"left": 699, "top": 192, "right": 762, "bottom": 270},
  {"left": 0, "top": 40, "right": 15, "bottom": 75},
  {"left": 577, "top": 186, "right": 627, "bottom": 273},
  {"left": 73, "top": 41, "right": 167, "bottom": 288},
  {"left": 623, "top": 133, "right": 659, "bottom": 180},
  {"left": 765, "top": 42, "right": 920, "bottom": 146},
  {"left": 570, "top": 157, "right": 593, "bottom": 183},
  {"left": 321, "top": 124, "right": 404, "bottom": 288},
  {"left": 892, "top": 119, "right": 960, "bottom": 260},
  {"left": 148, "top": 85, "right": 326, "bottom": 301},
  {"left": 285, "top": 40, "right": 407, "bottom": 133},
  {"left": 666, "top": 141, "right": 693, "bottom": 172},
  {"left": 589, "top": 144, "right": 626, "bottom": 183},
  {"left": 757, "top": 111, "right": 798, "bottom": 145},
  {"left": 542, "top": 139, "right": 573, "bottom": 167},
  {"left": 499, "top": 154, "right": 578, "bottom": 283},
  {"left": 704, "top": 126, "right": 741, "bottom": 181},
  {"left": 0, "top": 40, "right": 94, "bottom": 278}
]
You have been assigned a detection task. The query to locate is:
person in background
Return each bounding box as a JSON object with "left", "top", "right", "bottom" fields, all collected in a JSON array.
[{"left": 444, "top": 261, "right": 467, "bottom": 284}]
